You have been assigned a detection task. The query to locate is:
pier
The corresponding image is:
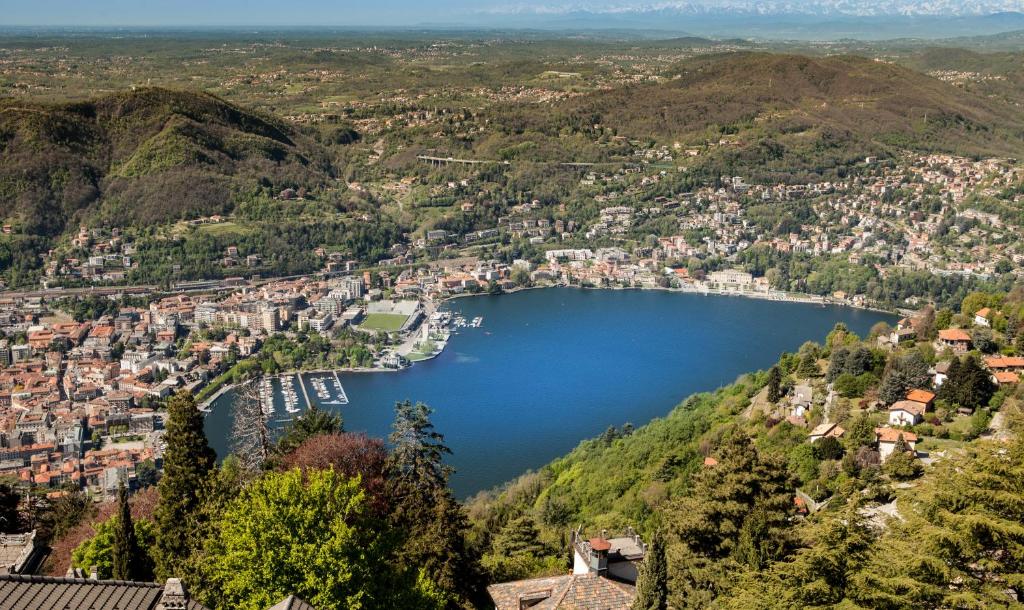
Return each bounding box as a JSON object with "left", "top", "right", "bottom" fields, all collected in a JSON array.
[
  {"left": 332, "top": 371, "right": 350, "bottom": 404},
  {"left": 297, "top": 372, "right": 313, "bottom": 407}
]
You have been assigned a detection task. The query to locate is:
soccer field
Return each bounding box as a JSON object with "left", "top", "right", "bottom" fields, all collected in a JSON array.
[{"left": 359, "top": 313, "right": 409, "bottom": 331}]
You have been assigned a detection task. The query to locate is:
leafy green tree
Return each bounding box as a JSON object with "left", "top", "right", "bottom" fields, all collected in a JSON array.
[
  {"left": 154, "top": 391, "right": 216, "bottom": 579},
  {"left": 199, "top": 468, "right": 437, "bottom": 610},
  {"left": 724, "top": 503, "right": 875, "bottom": 609},
  {"left": 797, "top": 351, "right": 819, "bottom": 378},
  {"left": 73, "top": 515, "right": 156, "bottom": 580},
  {"left": 883, "top": 448, "right": 922, "bottom": 481},
  {"left": 135, "top": 460, "right": 158, "bottom": 488},
  {"left": 814, "top": 437, "right": 844, "bottom": 461},
  {"left": 111, "top": 483, "right": 146, "bottom": 581},
  {"left": 939, "top": 355, "right": 996, "bottom": 410},
  {"left": 766, "top": 366, "right": 783, "bottom": 403},
  {"left": 388, "top": 401, "right": 452, "bottom": 492},
  {"left": 852, "top": 438, "right": 1024, "bottom": 608},
  {"left": 632, "top": 529, "right": 667, "bottom": 610}
]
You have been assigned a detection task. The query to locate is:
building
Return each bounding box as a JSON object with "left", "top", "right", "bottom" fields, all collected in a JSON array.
[
  {"left": 888, "top": 400, "right": 926, "bottom": 426},
  {"left": 487, "top": 527, "right": 644, "bottom": 610},
  {"left": 0, "top": 531, "right": 43, "bottom": 574},
  {"left": 808, "top": 423, "right": 845, "bottom": 442},
  {"left": 0, "top": 574, "right": 315, "bottom": 610},
  {"left": 974, "top": 307, "right": 991, "bottom": 327},
  {"left": 937, "top": 329, "right": 972, "bottom": 354},
  {"left": 487, "top": 573, "right": 635, "bottom": 610},
  {"left": 706, "top": 269, "right": 753, "bottom": 290},
  {"left": 875, "top": 427, "right": 918, "bottom": 461}
]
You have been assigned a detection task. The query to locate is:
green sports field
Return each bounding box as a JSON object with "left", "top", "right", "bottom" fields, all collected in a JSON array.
[{"left": 359, "top": 313, "right": 408, "bottom": 331}]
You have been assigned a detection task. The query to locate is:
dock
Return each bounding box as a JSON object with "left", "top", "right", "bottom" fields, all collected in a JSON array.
[
  {"left": 332, "top": 371, "right": 349, "bottom": 404},
  {"left": 297, "top": 372, "right": 313, "bottom": 407}
]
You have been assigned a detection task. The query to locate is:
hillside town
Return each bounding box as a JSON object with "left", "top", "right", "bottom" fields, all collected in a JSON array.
[{"left": 28, "top": 152, "right": 1022, "bottom": 316}]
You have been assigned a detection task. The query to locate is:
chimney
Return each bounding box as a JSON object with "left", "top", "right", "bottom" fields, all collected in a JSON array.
[
  {"left": 157, "top": 578, "right": 190, "bottom": 610},
  {"left": 89, "top": 566, "right": 98, "bottom": 580},
  {"left": 588, "top": 537, "right": 611, "bottom": 575}
]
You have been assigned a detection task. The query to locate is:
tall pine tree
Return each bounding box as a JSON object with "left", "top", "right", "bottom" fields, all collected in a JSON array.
[
  {"left": 632, "top": 529, "right": 668, "bottom": 610},
  {"left": 154, "top": 391, "right": 215, "bottom": 579},
  {"left": 111, "top": 482, "right": 143, "bottom": 581},
  {"left": 386, "top": 401, "right": 485, "bottom": 609}
]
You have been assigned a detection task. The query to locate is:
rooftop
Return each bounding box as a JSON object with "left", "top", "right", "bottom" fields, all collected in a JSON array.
[{"left": 487, "top": 573, "right": 635, "bottom": 610}]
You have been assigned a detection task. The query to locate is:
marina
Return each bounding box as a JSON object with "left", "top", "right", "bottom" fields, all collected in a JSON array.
[{"left": 206, "top": 288, "right": 895, "bottom": 497}]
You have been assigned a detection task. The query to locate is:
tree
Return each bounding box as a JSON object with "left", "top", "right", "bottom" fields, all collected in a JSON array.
[
  {"left": 198, "top": 468, "right": 438, "bottom": 610},
  {"left": 852, "top": 437, "right": 1024, "bottom": 608},
  {"left": 0, "top": 483, "right": 19, "bottom": 533},
  {"left": 231, "top": 381, "right": 273, "bottom": 472},
  {"left": 884, "top": 450, "right": 922, "bottom": 481},
  {"left": 766, "top": 366, "right": 783, "bottom": 403},
  {"left": 135, "top": 460, "right": 158, "bottom": 488},
  {"left": 388, "top": 400, "right": 452, "bottom": 491},
  {"left": 154, "top": 391, "right": 216, "bottom": 579},
  {"left": 633, "top": 529, "right": 668, "bottom": 610},
  {"left": 797, "top": 351, "right": 819, "bottom": 378},
  {"left": 73, "top": 514, "right": 156, "bottom": 581},
  {"left": 111, "top": 483, "right": 145, "bottom": 581},
  {"left": 492, "top": 516, "right": 545, "bottom": 557},
  {"left": 275, "top": 403, "right": 343, "bottom": 456},
  {"left": 281, "top": 432, "right": 389, "bottom": 515},
  {"left": 666, "top": 429, "right": 795, "bottom": 608},
  {"left": 878, "top": 351, "right": 931, "bottom": 405},
  {"left": 386, "top": 401, "right": 485, "bottom": 608},
  {"left": 814, "top": 437, "right": 844, "bottom": 461},
  {"left": 939, "top": 355, "right": 996, "bottom": 410}
]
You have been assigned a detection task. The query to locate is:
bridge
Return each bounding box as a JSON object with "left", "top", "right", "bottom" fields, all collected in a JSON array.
[{"left": 416, "top": 155, "right": 606, "bottom": 169}]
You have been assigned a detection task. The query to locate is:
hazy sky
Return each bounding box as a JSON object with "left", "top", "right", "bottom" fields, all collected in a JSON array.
[
  {"left": 2, "top": 0, "right": 1020, "bottom": 26},
  {"left": 6, "top": 0, "right": 481, "bottom": 26}
]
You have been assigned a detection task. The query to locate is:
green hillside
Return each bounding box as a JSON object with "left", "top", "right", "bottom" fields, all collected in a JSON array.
[
  {"left": 0, "top": 87, "right": 332, "bottom": 237},
  {"left": 481, "top": 53, "right": 1024, "bottom": 178}
]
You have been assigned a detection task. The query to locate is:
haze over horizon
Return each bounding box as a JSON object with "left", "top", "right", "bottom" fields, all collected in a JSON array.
[{"left": 4, "top": 0, "right": 1024, "bottom": 29}]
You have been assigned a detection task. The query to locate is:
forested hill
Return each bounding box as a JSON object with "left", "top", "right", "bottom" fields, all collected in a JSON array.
[
  {"left": 500, "top": 53, "right": 1024, "bottom": 169},
  {"left": 0, "top": 88, "right": 333, "bottom": 237}
]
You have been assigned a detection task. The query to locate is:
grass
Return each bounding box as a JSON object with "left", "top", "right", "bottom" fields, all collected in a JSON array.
[
  {"left": 359, "top": 313, "right": 408, "bottom": 332},
  {"left": 198, "top": 221, "right": 252, "bottom": 237}
]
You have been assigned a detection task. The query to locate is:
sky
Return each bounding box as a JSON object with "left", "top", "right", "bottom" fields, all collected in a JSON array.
[{"left": 2, "top": 0, "right": 1021, "bottom": 27}]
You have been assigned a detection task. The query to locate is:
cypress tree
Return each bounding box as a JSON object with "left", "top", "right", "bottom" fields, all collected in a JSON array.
[
  {"left": 154, "top": 391, "right": 215, "bottom": 579},
  {"left": 633, "top": 529, "right": 668, "bottom": 610},
  {"left": 767, "top": 366, "right": 783, "bottom": 403},
  {"left": 111, "top": 482, "right": 141, "bottom": 581}
]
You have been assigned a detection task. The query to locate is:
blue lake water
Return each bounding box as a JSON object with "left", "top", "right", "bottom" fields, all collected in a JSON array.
[{"left": 204, "top": 288, "right": 895, "bottom": 497}]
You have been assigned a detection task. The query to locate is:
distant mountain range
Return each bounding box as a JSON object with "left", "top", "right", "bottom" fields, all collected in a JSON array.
[
  {"left": 444, "top": 6, "right": 1024, "bottom": 39},
  {"left": 488, "top": 1, "right": 1024, "bottom": 18}
]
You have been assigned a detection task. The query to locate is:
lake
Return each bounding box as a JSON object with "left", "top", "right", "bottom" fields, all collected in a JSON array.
[{"left": 204, "top": 288, "right": 895, "bottom": 497}]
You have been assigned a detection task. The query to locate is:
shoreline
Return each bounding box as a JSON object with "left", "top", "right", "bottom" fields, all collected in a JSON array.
[
  {"left": 438, "top": 281, "right": 897, "bottom": 316},
  {"left": 201, "top": 283, "right": 896, "bottom": 411}
]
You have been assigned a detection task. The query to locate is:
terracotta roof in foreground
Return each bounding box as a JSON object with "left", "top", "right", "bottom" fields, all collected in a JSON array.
[{"left": 487, "top": 573, "right": 635, "bottom": 610}]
